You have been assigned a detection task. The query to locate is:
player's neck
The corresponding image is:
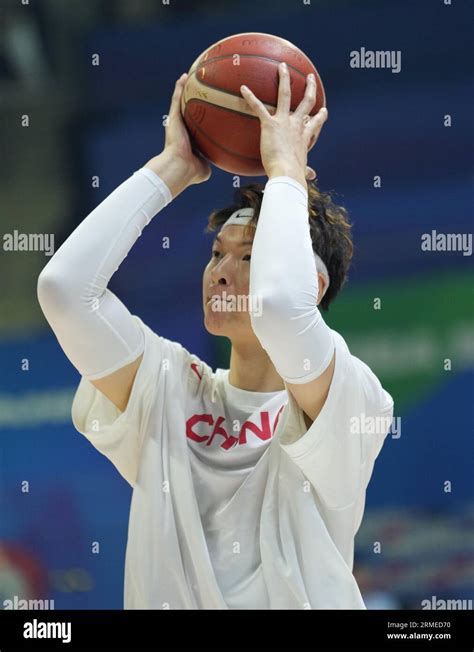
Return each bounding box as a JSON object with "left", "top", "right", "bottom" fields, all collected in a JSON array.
[{"left": 228, "top": 342, "right": 285, "bottom": 393}]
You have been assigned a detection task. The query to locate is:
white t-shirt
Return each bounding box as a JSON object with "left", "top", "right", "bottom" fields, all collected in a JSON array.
[{"left": 71, "top": 316, "right": 393, "bottom": 609}]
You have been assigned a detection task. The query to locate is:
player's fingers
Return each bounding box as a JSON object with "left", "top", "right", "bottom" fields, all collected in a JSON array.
[
  {"left": 276, "top": 62, "right": 291, "bottom": 116},
  {"left": 305, "top": 166, "right": 317, "bottom": 180},
  {"left": 169, "top": 73, "right": 187, "bottom": 118},
  {"left": 294, "top": 73, "right": 317, "bottom": 120},
  {"left": 240, "top": 84, "right": 271, "bottom": 121},
  {"left": 306, "top": 106, "right": 328, "bottom": 139}
]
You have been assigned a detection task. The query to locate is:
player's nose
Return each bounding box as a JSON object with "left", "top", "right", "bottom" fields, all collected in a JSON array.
[{"left": 209, "top": 261, "right": 231, "bottom": 285}]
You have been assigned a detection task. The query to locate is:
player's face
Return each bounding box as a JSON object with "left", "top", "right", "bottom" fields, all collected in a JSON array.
[{"left": 203, "top": 225, "right": 257, "bottom": 338}]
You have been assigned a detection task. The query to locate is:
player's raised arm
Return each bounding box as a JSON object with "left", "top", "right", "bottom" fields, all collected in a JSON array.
[
  {"left": 242, "top": 62, "right": 333, "bottom": 424},
  {"left": 37, "top": 74, "right": 211, "bottom": 413}
]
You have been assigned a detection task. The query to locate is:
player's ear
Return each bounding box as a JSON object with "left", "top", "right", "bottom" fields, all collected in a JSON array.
[{"left": 316, "top": 272, "right": 328, "bottom": 305}]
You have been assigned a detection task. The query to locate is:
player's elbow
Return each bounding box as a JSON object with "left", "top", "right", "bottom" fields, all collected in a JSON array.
[{"left": 37, "top": 265, "right": 75, "bottom": 317}]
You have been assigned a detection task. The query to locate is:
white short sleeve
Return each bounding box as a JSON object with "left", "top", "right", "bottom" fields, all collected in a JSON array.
[
  {"left": 71, "top": 315, "right": 189, "bottom": 487},
  {"left": 279, "top": 331, "right": 394, "bottom": 510}
]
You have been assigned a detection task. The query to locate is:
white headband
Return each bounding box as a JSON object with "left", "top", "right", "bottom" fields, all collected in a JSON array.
[{"left": 222, "top": 207, "right": 330, "bottom": 291}]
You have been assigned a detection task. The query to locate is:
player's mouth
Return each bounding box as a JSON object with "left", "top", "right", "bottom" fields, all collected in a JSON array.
[
  {"left": 205, "top": 295, "right": 236, "bottom": 308},
  {"left": 206, "top": 295, "right": 233, "bottom": 302}
]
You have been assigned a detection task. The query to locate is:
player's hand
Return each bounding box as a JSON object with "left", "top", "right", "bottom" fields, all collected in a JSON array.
[
  {"left": 240, "top": 62, "right": 327, "bottom": 187},
  {"left": 164, "top": 73, "right": 212, "bottom": 185}
]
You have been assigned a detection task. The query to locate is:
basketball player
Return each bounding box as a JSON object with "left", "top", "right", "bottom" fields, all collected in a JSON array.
[{"left": 37, "top": 63, "right": 393, "bottom": 609}]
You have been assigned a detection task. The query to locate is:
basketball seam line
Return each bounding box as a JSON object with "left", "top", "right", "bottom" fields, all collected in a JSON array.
[{"left": 185, "top": 97, "right": 261, "bottom": 122}]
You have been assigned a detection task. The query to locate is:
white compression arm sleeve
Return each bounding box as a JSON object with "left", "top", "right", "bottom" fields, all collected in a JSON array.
[
  {"left": 37, "top": 168, "right": 172, "bottom": 380},
  {"left": 249, "top": 176, "right": 334, "bottom": 384}
]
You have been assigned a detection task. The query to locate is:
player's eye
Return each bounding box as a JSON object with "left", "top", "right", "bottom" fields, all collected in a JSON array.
[{"left": 212, "top": 250, "right": 250, "bottom": 261}]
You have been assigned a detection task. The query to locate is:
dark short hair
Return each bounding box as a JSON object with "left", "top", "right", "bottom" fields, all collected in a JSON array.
[{"left": 205, "top": 180, "right": 353, "bottom": 310}]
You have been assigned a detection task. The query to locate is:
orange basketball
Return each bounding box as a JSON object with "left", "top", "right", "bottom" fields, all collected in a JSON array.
[{"left": 180, "top": 32, "right": 326, "bottom": 176}]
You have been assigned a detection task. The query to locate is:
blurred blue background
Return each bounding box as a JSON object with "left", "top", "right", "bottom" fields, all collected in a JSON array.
[{"left": 0, "top": 0, "right": 472, "bottom": 609}]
